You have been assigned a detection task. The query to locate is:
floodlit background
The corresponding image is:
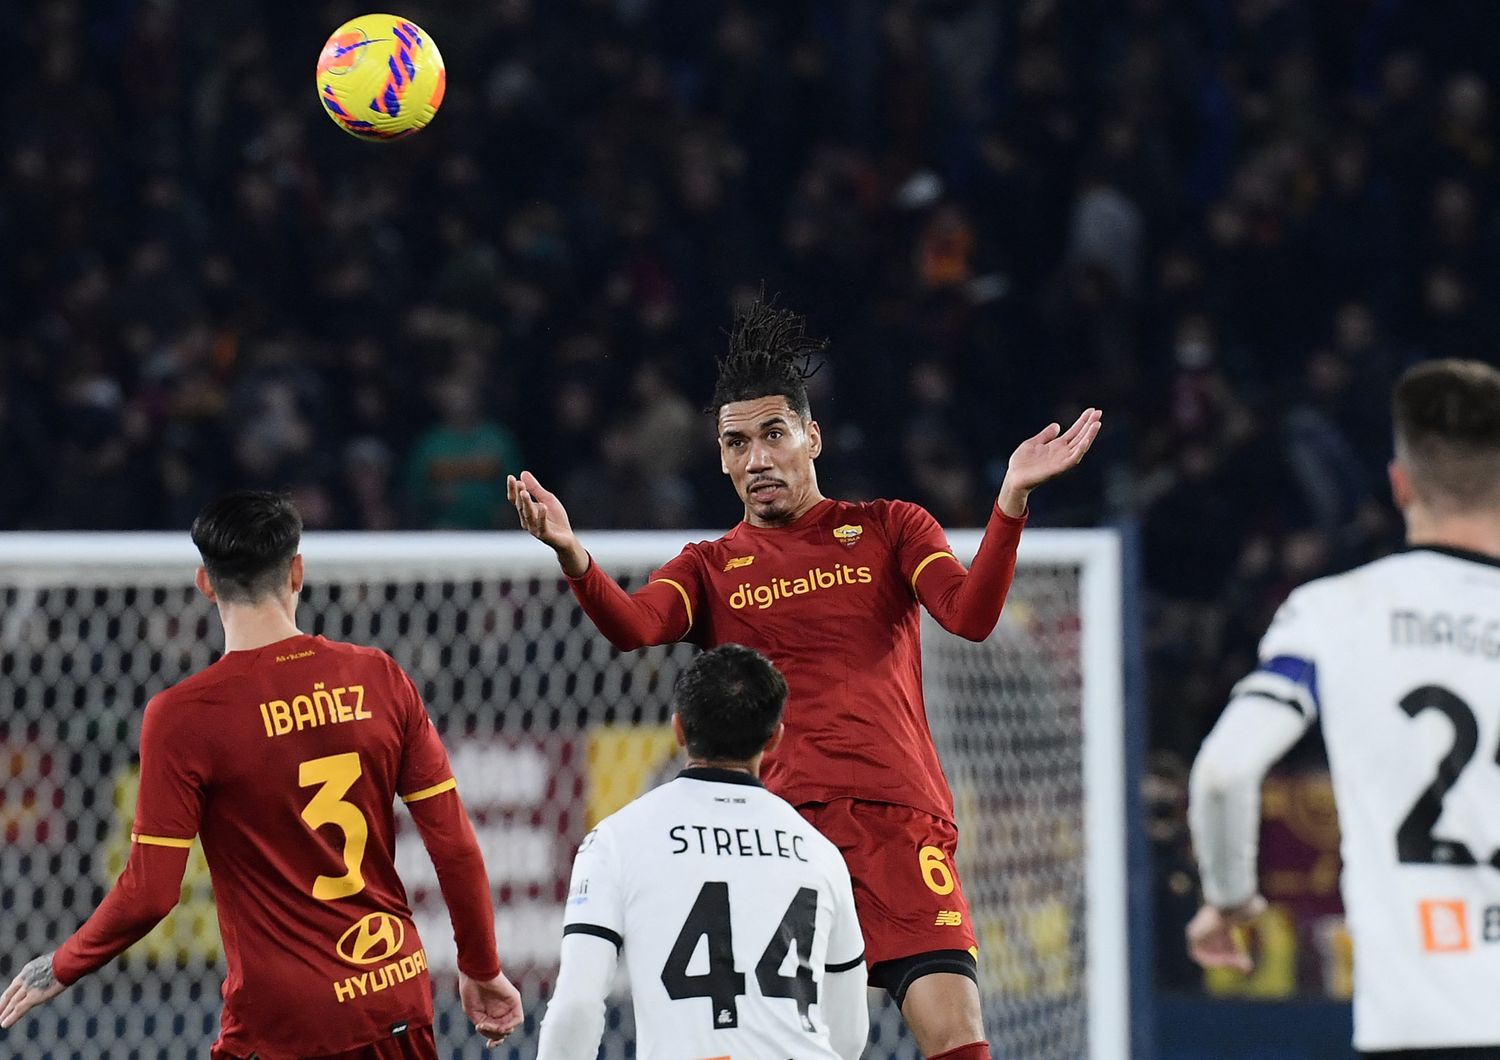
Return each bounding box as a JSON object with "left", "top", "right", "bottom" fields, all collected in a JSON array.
[{"left": 5, "top": 0, "right": 1498, "bottom": 1056}]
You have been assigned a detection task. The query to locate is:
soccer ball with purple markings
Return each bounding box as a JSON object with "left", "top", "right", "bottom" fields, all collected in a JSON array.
[{"left": 317, "top": 14, "right": 446, "bottom": 140}]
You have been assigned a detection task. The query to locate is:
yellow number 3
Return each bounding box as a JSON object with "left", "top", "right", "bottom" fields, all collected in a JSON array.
[
  {"left": 920, "top": 845, "right": 955, "bottom": 895},
  {"left": 299, "top": 752, "right": 370, "bottom": 900}
]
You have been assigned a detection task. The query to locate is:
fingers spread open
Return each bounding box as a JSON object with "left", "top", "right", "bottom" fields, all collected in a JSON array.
[{"left": 520, "top": 470, "right": 551, "bottom": 500}]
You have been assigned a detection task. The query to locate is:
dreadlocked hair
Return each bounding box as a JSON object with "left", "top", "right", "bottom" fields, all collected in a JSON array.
[{"left": 708, "top": 293, "right": 827, "bottom": 418}]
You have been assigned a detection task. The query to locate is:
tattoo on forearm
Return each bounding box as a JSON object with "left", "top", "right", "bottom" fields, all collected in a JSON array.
[{"left": 20, "top": 954, "right": 58, "bottom": 992}]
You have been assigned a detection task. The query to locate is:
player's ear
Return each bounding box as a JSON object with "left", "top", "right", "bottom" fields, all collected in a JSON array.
[
  {"left": 806, "top": 419, "right": 822, "bottom": 460},
  {"left": 194, "top": 567, "right": 217, "bottom": 603},
  {"left": 763, "top": 721, "right": 785, "bottom": 756},
  {"left": 289, "top": 554, "right": 306, "bottom": 595},
  {"left": 1389, "top": 459, "right": 1413, "bottom": 511},
  {"left": 671, "top": 713, "right": 687, "bottom": 750}
]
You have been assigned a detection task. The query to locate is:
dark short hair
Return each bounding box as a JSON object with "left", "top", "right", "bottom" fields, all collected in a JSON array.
[
  {"left": 190, "top": 491, "right": 303, "bottom": 603},
  {"left": 1394, "top": 359, "right": 1500, "bottom": 512},
  {"left": 708, "top": 293, "right": 825, "bottom": 420},
  {"left": 674, "top": 644, "right": 788, "bottom": 761}
]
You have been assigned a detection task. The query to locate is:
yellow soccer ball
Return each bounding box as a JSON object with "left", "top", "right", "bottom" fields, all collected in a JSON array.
[{"left": 316, "top": 14, "right": 446, "bottom": 140}]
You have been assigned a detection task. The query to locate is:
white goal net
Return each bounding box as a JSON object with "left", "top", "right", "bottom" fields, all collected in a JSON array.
[{"left": 0, "top": 529, "right": 1125, "bottom": 1060}]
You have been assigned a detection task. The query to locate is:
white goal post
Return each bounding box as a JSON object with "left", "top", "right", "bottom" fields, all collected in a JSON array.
[{"left": 0, "top": 528, "right": 1126, "bottom": 1060}]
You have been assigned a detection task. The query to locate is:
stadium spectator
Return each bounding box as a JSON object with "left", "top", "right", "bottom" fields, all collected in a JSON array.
[{"left": 403, "top": 376, "right": 523, "bottom": 530}]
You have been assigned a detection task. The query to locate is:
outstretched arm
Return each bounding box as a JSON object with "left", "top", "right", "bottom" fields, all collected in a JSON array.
[
  {"left": 917, "top": 408, "right": 1102, "bottom": 640},
  {"left": 917, "top": 504, "right": 1026, "bottom": 641},
  {"left": 509, "top": 470, "right": 694, "bottom": 650},
  {"left": 4, "top": 693, "right": 207, "bottom": 1028},
  {"left": 2, "top": 841, "right": 189, "bottom": 1028}
]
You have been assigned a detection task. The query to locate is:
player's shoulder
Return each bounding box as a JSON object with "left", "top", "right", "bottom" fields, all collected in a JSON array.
[
  {"left": 580, "top": 781, "right": 673, "bottom": 852},
  {"left": 1284, "top": 551, "right": 1445, "bottom": 614},
  {"left": 837, "top": 497, "right": 930, "bottom": 524},
  {"left": 299, "top": 635, "right": 410, "bottom": 677},
  {"left": 664, "top": 530, "right": 746, "bottom": 568},
  {"left": 311, "top": 635, "right": 395, "bottom": 661},
  {"left": 149, "top": 660, "right": 228, "bottom": 713}
]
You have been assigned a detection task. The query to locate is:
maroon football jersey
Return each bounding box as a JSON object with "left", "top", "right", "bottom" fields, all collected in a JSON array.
[
  {"left": 647, "top": 498, "right": 977, "bottom": 821},
  {"left": 129, "top": 634, "right": 455, "bottom": 1056}
]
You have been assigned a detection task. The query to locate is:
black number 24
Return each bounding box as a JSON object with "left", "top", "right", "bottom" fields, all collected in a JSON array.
[
  {"left": 1397, "top": 684, "right": 1498, "bottom": 867},
  {"left": 660, "top": 881, "right": 819, "bottom": 1032}
]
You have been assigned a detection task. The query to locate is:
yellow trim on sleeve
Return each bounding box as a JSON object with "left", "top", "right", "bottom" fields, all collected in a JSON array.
[
  {"left": 400, "top": 777, "right": 458, "bottom": 804},
  {"left": 654, "top": 577, "right": 694, "bottom": 635},
  {"left": 131, "top": 833, "right": 194, "bottom": 849},
  {"left": 910, "top": 551, "right": 958, "bottom": 592}
]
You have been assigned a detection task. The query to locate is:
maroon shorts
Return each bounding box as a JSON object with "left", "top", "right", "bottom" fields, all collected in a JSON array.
[
  {"left": 211, "top": 1023, "right": 436, "bottom": 1060},
  {"left": 799, "top": 799, "right": 977, "bottom": 966}
]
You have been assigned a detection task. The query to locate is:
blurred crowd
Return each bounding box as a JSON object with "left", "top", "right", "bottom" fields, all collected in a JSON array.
[{"left": 4, "top": 0, "right": 1499, "bottom": 980}]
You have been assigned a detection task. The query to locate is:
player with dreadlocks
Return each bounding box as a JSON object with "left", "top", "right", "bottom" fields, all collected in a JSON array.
[{"left": 509, "top": 294, "right": 1101, "bottom": 1060}]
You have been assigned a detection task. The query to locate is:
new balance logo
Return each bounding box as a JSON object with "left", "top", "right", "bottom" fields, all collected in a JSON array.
[
  {"left": 935, "top": 910, "right": 963, "bottom": 927},
  {"left": 723, "top": 555, "right": 755, "bottom": 572}
]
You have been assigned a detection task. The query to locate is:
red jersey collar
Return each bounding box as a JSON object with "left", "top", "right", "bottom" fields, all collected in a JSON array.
[
  {"left": 216, "top": 632, "right": 319, "bottom": 666},
  {"left": 736, "top": 497, "right": 836, "bottom": 535}
]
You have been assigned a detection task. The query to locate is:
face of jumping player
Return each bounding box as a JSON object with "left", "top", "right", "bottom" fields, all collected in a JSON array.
[{"left": 717, "top": 395, "right": 823, "bottom": 528}]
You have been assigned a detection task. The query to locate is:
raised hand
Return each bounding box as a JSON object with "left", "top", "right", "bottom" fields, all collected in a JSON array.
[
  {"left": 1185, "top": 896, "right": 1267, "bottom": 974},
  {"left": 459, "top": 969, "right": 525, "bottom": 1048},
  {"left": 0, "top": 953, "right": 66, "bottom": 1030},
  {"left": 507, "top": 471, "right": 588, "bottom": 577},
  {"left": 997, "top": 407, "right": 1103, "bottom": 517}
]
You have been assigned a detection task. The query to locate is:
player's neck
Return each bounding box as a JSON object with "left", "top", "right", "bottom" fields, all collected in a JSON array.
[
  {"left": 1406, "top": 507, "right": 1500, "bottom": 561},
  {"left": 685, "top": 757, "right": 761, "bottom": 778},
  {"left": 218, "top": 599, "right": 303, "bottom": 653}
]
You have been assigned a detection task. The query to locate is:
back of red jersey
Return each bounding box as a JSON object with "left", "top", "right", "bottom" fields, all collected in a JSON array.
[{"left": 131, "top": 633, "right": 456, "bottom": 1057}]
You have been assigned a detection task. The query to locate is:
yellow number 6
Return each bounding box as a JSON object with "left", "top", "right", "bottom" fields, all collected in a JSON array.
[
  {"left": 920, "top": 845, "right": 955, "bottom": 895},
  {"left": 299, "top": 752, "right": 369, "bottom": 900}
]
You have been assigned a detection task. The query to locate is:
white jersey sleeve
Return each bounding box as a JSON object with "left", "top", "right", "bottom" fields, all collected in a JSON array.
[
  {"left": 558, "top": 824, "right": 626, "bottom": 948},
  {"left": 821, "top": 855, "right": 869, "bottom": 1060},
  {"left": 1189, "top": 587, "right": 1321, "bottom": 907},
  {"left": 535, "top": 933, "right": 617, "bottom": 1060},
  {"left": 1189, "top": 694, "right": 1312, "bottom": 908},
  {"left": 1229, "top": 583, "right": 1324, "bottom": 722},
  {"left": 536, "top": 825, "right": 626, "bottom": 1060}
]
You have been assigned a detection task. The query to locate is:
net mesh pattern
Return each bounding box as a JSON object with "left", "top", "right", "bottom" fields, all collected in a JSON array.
[{"left": 0, "top": 540, "right": 1087, "bottom": 1059}]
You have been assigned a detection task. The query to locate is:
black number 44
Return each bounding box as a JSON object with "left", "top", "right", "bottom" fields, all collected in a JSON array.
[
  {"left": 1397, "top": 685, "right": 1498, "bottom": 867},
  {"left": 661, "top": 881, "right": 819, "bottom": 1032}
]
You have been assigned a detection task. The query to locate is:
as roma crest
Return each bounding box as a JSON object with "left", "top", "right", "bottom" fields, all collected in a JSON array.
[{"left": 833, "top": 524, "right": 863, "bottom": 548}]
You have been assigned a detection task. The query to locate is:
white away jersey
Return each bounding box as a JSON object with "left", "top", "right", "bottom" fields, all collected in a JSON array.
[
  {"left": 561, "top": 767, "right": 866, "bottom": 1060},
  {"left": 1237, "top": 546, "right": 1500, "bottom": 1050}
]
